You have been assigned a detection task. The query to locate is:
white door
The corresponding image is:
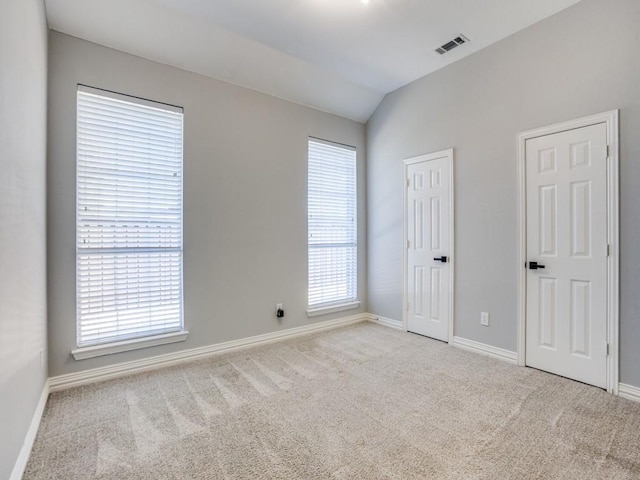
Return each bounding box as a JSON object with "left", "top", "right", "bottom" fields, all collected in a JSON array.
[
  {"left": 525, "top": 123, "right": 608, "bottom": 388},
  {"left": 406, "top": 151, "right": 452, "bottom": 341}
]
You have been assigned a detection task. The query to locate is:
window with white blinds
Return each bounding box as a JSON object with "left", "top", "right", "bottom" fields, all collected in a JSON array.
[
  {"left": 308, "top": 138, "right": 357, "bottom": 308},
  {"left": 76, "top": 85, "right": 184, "bottom": 347}
]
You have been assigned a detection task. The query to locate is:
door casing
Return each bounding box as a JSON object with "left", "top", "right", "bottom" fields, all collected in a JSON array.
[
  {"left": 403, "top": 149, "right": 455, "bottom": 342},
  {"left": 517, "top": 110, "right": 619, "bottom": 394}
]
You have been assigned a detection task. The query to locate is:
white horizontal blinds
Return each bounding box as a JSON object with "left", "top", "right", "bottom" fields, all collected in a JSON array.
[
  {"left": 76, "top": 86, "right": 184, "bottom": 347},
  {"left": 308, "top": 138, "right": 357, "bottom": 308}
]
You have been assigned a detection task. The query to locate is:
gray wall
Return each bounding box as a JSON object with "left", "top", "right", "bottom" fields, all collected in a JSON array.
[
  {"left": 48, "top": 32, "right": 367, "bottom": 377},
  {"left": 367, "top": 0, "right": 640, "bottom": 387},
  {"left": 0, "top": 0, "right": 49, "bottom": 477}
]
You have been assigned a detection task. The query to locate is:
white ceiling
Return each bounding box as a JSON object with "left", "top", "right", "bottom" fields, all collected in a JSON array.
[{"left": 44, "top": 0, "right": 582, "bottom": 122}]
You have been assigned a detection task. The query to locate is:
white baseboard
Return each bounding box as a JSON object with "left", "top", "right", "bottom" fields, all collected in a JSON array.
[
  {"left": 10, "top": 380, "right": 50, "bottom": 480},
  {"left": 618, "top": 383, "right": 640, "bottom": 403},
  {"left": 366, "top": 314, "right": 404, "bottom": 331},
  {"left": 49, "top": 313, "right": 368, "bottom": 392},
  {"left": 451, "top": 336, "right": 518, "bottom": 365}
]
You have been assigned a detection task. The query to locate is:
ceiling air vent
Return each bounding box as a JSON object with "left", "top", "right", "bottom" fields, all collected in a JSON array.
[{"left": 435, "top": 34, "right": 469, "bottom": 55}]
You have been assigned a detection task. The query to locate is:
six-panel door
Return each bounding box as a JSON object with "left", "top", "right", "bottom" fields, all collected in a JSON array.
[
  {"left": 525, "top": 123, "right": 608, "bottom": 388},
  {"left": 407, "top": 156, "right": 451, "bottom": 341}
]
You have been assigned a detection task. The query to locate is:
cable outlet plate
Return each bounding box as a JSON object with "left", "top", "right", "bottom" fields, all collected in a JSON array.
[{"left": 480, "top": 312, "right": 489, "bottom": 327}]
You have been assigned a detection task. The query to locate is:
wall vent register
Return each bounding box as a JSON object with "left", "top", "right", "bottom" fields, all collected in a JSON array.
[{"left": 435, "top": 35, "right": 470, "bottom": 55}]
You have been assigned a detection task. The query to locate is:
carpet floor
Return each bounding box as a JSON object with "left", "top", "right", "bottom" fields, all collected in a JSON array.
[{"left": 25, "top": 323, "right": 640, "bottom": 479}]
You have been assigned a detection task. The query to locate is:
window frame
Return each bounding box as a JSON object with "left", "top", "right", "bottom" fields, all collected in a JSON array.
[
  {"left": 72, "top": 85, "right": 187, "bottom": 360},
  {"left": 306, "top": 137, "right": 360, "bottom": 316}
]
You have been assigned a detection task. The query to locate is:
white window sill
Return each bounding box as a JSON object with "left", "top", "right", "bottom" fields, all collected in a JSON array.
[
  {"left": 72, "top": 331, "right": 189, "bottom": 360},
  {"left": 306, "top": 301, "right": 361, "bottom": 318}
]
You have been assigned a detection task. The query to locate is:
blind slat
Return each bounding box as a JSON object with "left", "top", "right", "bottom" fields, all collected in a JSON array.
[
  {"left": 308, "top": 139, "right": 357, "bottom": 308},
  {"left": 76, "top": 88, "right": 184, "bottom": 348}
]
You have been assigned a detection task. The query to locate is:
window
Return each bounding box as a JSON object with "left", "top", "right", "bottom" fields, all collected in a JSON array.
[
  {"left": 308, "top": 138, "right": 358, "bottom": 312},
  {"left": 75, "top": 86, "right": 184, "bottom": 352}
]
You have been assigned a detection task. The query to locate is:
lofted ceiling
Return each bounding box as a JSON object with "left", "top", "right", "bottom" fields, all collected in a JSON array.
[{"left": 44, "top": 0, "right": 582, "bottom": 122}]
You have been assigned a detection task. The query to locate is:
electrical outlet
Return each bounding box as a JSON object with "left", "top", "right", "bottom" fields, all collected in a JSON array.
[{"left": 480, "top": 312, "right": 489, "bottom": 327}]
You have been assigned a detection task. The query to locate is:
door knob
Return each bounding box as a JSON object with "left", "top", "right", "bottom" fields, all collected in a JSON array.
[
  {"left": 434, "top": 256, "right": 448, "bottom": 263},
  {"left": 528, "top": 261, "right": 545, "bottom": 270}
]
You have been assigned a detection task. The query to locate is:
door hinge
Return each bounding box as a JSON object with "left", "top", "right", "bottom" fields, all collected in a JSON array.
[
  {"left": 406, "top": 302, "right": 410, "bottom": 311},
  {"left": 407, "top": 178, "right": 410, "bottom": 188},
  {"left": 407, "top": 240, "right": 410, "bottom": 249},
  {"left": 606, "top": 343, "right": 610, "bottom": 356},
  {"left": 606, "top": 145, "right": 610, "bottom": 159},
  {"left": 607, "top": 244, "right": 611, "bottom": 257}
]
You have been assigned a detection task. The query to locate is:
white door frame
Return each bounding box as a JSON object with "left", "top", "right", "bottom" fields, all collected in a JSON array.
[
  {"left": 403, "top": 148, "right": 455, "bottom": 342},
  {"left": 517, "top": 110, "right": 619, "bottom": 394}
]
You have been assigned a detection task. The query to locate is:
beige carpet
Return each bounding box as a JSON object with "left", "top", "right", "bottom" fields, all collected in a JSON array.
[{"left": 25, "top": 323, "right": 640, "bottom": 479}]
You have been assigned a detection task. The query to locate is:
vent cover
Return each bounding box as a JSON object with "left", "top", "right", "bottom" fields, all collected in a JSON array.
[{"left": 435, "top": 34, "right": 469, "bottom": 55}]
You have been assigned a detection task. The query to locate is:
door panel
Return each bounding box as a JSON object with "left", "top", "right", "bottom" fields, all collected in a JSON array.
[
  {"left": 538, "top": 276, "right": 557, "bottom": 349},
  {"left": 525, "top": 123, "right": 607, "bottom": 388},
  {"left": 407, "top": 154, "right": 451, "bottom": 341},
  {"left": 570, "top": 280, "right": 590, "bottom": 356},
  {"left": 539, "top": 185, "right": 557, "bottom": 255},
  {"left": 414, "top": 266, "right": 424, "bottom": 318}
]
